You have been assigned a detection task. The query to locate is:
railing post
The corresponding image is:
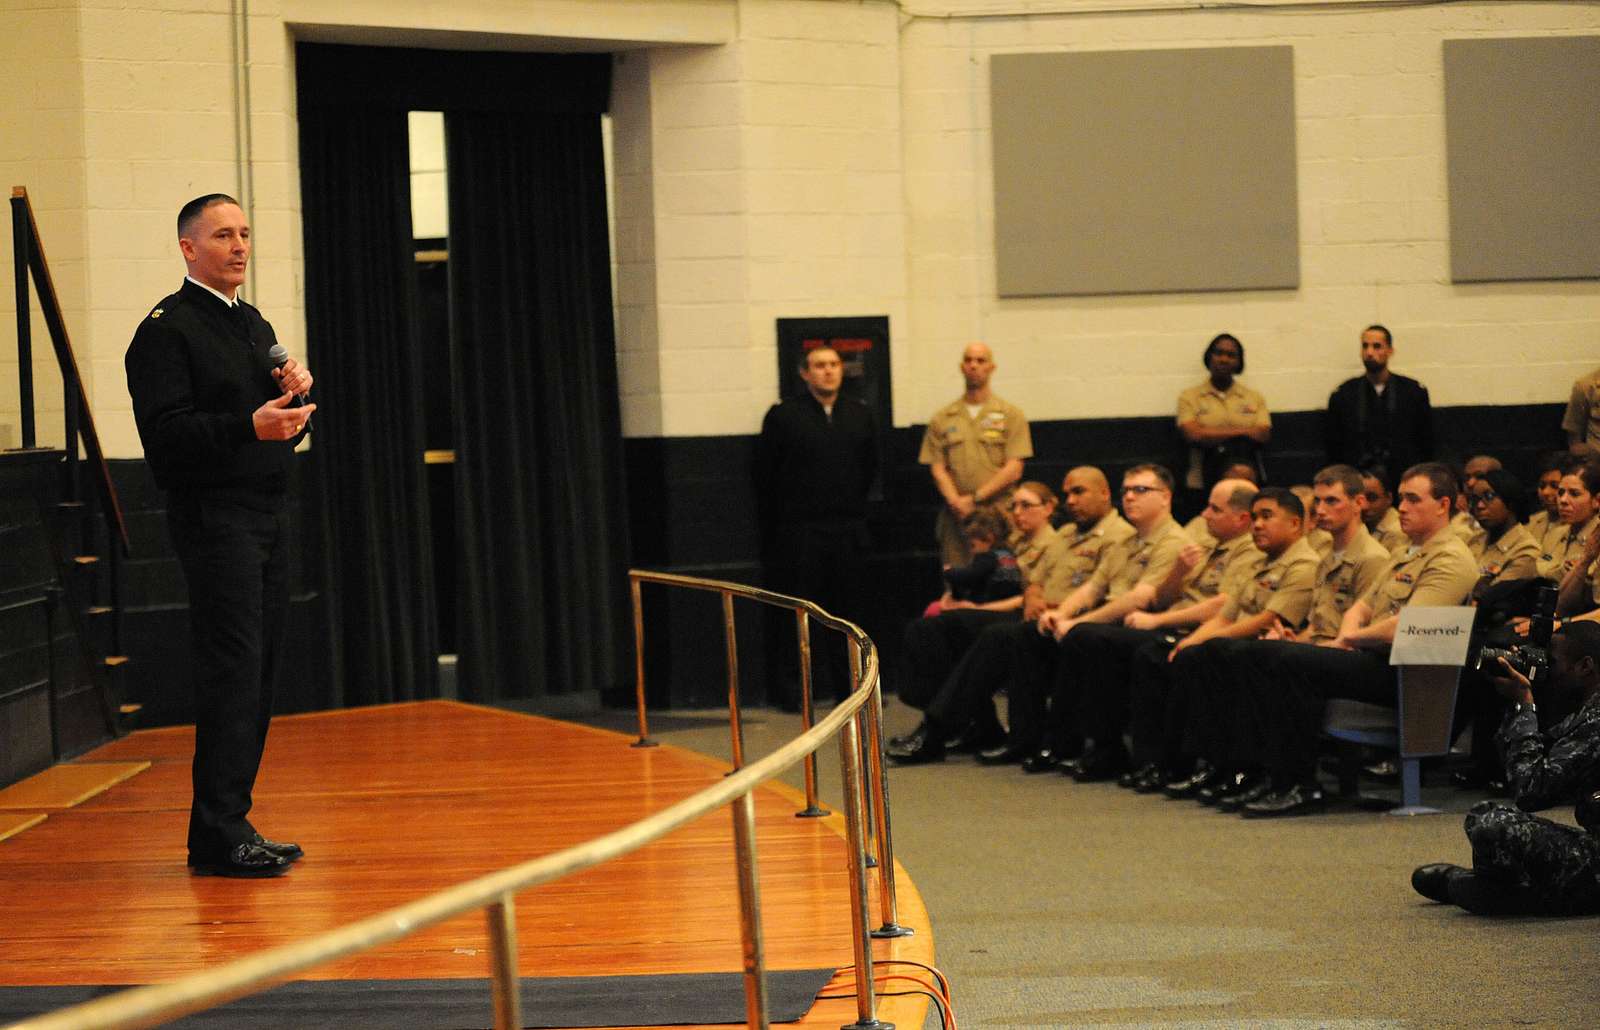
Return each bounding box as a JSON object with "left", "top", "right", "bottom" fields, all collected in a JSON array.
[
  {"left": 864, "top": 672, "right": 912, "bottom": 939},
  {"left": 724, "top": 591, "right": 746, "bottom": 770},
  {"left": 794, "top": 609, "right": 828, "bottom": 818},
  {"left": 12, "top": 189, "right": 35, "bottom": 449},
  {"left": 731, "top": 790, "right": 770, "bottom": 1029},
  {"left": 850, "top": 640, "right": 879, "bottom": 869},
  {"left": 629, "top": 575, "right": 657, "bottom": 748},
  {"left": 62, "top": 374, "right": 80, "bottom": 503},
  {"left": 485, "top": 894, "right": 522, "bottom": 1030},
  {"left": 837, "top": 709, "right": 892, "bottom": 1030}
]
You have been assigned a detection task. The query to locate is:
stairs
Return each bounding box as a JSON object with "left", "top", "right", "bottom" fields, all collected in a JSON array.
[{"left": 0, "top": 450, "right": 127, "bottom": 789}]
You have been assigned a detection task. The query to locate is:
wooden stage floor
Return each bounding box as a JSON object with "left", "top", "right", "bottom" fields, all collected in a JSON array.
[{"left": 0, "top": 701, "right": 934, "bottom": 1028}]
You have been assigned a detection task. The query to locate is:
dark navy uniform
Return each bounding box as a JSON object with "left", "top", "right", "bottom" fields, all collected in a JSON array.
[{"left": 125, "top": 279, "right": 305, "bottom": 865}]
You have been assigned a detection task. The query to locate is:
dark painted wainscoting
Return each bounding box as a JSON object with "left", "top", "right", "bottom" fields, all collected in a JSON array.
[
  {"left": 624, "top": 403, "right": 1567, "bottom": 708},
  {"left": 102, "top": 402, "right": 1563, "bottom": 723}
]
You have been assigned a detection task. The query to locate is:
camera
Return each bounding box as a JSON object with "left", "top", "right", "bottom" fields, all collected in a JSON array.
[{"left": 1468, "top": 584, "right": 1558, "bottom": 685}]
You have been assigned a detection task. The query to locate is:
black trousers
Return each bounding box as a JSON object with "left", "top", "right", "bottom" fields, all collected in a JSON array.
[
  {"left": 763, "top": 520, "right": 867, "bottom": 703},
  {"left": 896, "top": 608, "right": 1014, "bottom": 711},
  {"left": 167, "top": 494, "right": 291, "bottom": 861},
  {"left": 1230, "top": 640, "right": 1395, "bottom": 784},
  {"left": 922, "top": 619, "right": 1044, "bottom": 746},
  {"left": 1063, "top": 624, "right": 1176, "bottom": 752}
]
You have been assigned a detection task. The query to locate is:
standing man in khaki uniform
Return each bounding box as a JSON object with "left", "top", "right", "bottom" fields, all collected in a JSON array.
[
  {"left": 919, "top": 343, "right": 1033, "bottom": 566},
  {"left": 1562, "top": 365, "right": 1600, "bottom": 459}
]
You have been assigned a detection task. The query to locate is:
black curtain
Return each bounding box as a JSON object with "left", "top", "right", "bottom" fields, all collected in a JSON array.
[
  {"left": 297, "top": 103, "right": 439, "bottom": 705},
  {"left": 446, "top": 108, "right": 629, "bottom": 702}
]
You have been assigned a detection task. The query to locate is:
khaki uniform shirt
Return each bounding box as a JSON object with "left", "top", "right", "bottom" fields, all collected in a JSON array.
[
  {"left": 1183, "top": 513, "right": 1217, "bottom": 551},
  {"left": 1537, "top": 514, "right": 1600, "bottom": 582},
  {"left": 1179, "top": 530, "right": 1258, "bottom": 607},
  {"left": 1371, "top": 507, "right": 1409, "bottom": 556},
  {"left": 1306, "top": 525, "right": 1394, "bottom": 643},
  {"left": 1526, "top": 510, "right": 1566, "bottom": 559},
  {"left": 1470, "top": 523, "right": 1541, "bottom": 587},
  {"left": 1450, "top": 511, "right": 1488, "bottom": 556},
  {"left": 1090, "top": 515, "right": 1188, "bottom": 604},
  {"left": 1175, "top": 378, "right": 1269, "bottom": 489},
  {"left": 1360, "top": 525, "right": 1480, "bottom": 623},
  {"left": 1033, "top": 511, "right": 1135, "bottom": 603},
  {"left": 918, "top": 394, "right": 1032, "bottom": 493},
  {"left": 1562, "top": 365, "right": 1600, "bottom": 449},
  {"left": 1220, "top": 537, "right": 1320, "bottom": 626},
  {"left": 1305, "top": 527, "right": 1334, "bottom": 557}
]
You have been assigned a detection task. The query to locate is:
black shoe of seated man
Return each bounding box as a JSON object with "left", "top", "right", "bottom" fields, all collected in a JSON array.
[
  {"left": 1162, "top": 762, "right": 1216, "bottom": 799},
  {"left": 1118, "top": 762, "right": 1157, "bottom": 789},
  {"left": 1021, "top": 748, "right": 1064, "bottom": 774},
  {"left": 1132, "top": 765, "right": 1171, "bottom": 794},
  {"left": 887, "top": 721, "right": 927, "bottom": 753},
  {"left": 189, "top": 842, "right": 292, "bottom": 878},
  {"left": 1411, "top": 862, "right": 1470, "bottom": 904},
  {"left": 976, "top": 744, "right": 1028, "bottom": 766},
  {"left": 1070, "top": 741, "right": 1130, "bottom": 782},
  {"left": 1363, "top": 759, "right": 1400, "bottom": 783},
  {"left": 888, "top": 731, "right": 945, "bottom": 765},
  {"left": 1218, "top": 776, "right": 1276, "bottom": 812},
  {"left": 1241, "top": 781, "right": 1326, "bottom": 818},
  {"left": 1450, "top": 768, "right": 1509, "bottom": 794},
  {"left": 1446, "top": 871, "right": 1547, "bottom": 916},
  {"left": 252, "top": 832, "right": 304, "bottom": 863},
  {"left": 1197, "top": 769, "right": 1254, "bottom": 806}
]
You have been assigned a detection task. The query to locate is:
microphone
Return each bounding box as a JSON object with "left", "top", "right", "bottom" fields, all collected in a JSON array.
[{"left": 266, "top": 343, "right": 313, "bottom": 433}]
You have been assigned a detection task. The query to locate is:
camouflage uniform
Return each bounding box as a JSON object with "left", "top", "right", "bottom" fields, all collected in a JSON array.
[{"left": 1457, "top": 693, "right": 1600, "bottom": 914}]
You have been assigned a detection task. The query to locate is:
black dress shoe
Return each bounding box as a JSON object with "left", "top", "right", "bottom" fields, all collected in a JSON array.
[
  {"left": 1218, "top": 776, "right": 1275, "bottom": 812},
  {"left": 948, "top": 716, "right": 1007, "bottom": 754},
  {"left": 1162, "top": 763, "right": 1216, "bottom": 799},
  {"left": 1118, "top": 763, "right": 1158, "bottom": 789},
  {"left": 975, "top": 745, "right": 1027, "bottom": 766},
  {"left": 1071, "top": 742, "right": 1130, "bottom": 782},
  {"left": 189, "top": 842, "right": 292, "bottom": 878},
  {"left": 252, "top": 833, "right": 304, "bottom": 862},
  {"left": 1197, "top": 770, "right": 1256, "bottom": 806},
  {"left": 887, "top": 722, "right": 928, "bottom": 752},
  {"left": 888, "top": 732, "right": 945, "bottom": 765},
  {"left": 1241, "top": 782, "right": 1326, "bottom": 818},
  {"left": 1132, "top": 765, "right": 1170, "bottom": 793},
  {"left": 1363, "top": 759, "right": 1400, "bottom": 782},
  {"left": 1021, "top": 749, "right": 1061, "bottom": 774},
  {"left": 1411, "top": 862, "right": 1469, "bottom": 904}
]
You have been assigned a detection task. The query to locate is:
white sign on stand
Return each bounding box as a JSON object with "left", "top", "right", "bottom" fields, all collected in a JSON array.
[{"left": 1389, "top": 606, "right": 1475, "bottom": 667}]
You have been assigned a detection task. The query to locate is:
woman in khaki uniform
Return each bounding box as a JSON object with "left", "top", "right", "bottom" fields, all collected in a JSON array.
[
  {"left": 1176, "top": 333, "right": 1271, "bottom": 500},
  {"left": 1467, "top": 469, "right": 1541, "bottom": 599}
]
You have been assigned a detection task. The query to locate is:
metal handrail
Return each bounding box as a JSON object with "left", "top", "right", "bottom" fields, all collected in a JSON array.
[
  {"left": 9, "top": 186, "right": 131, "bottom": 561},
  {"left": 6, "top": 572, "right": 911, "bottom": 1030}
]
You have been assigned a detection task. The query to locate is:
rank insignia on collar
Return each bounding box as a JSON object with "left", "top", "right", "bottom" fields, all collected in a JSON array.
[{"left": 150, "top": 308, "right": 163, "bottom": 318}]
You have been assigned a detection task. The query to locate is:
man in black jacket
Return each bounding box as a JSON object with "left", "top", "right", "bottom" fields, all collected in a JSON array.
[
  {"left": 753, "top": 345, "right": 877, "bottom": 708},
  {"left": 125, "top": 194, "right": 315, "bottom": 878},
  {"left": 1325, "top": 325, "right": 1433, "bottom": 485}
]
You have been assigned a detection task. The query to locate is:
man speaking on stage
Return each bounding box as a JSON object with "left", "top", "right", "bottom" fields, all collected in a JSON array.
[{"left": 124, "top": 193, "right": 316, "bottom": 878}]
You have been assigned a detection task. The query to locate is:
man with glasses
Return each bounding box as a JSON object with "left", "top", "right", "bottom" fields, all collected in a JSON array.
[{"left": 918, "top": 343, "right": 1032, "bottom": 567}]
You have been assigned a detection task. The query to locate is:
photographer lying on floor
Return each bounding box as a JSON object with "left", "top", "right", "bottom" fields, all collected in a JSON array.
[{"left": 1412, "top": 620, "right": 1600, "bottom": 915}]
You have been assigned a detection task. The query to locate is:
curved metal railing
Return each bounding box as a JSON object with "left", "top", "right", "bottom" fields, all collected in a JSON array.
[{"left": 7, "top": 570, "right": 910, "bottom": 1030}]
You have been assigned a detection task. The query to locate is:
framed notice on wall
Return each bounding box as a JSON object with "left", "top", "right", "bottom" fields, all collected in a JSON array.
[{"left": 774, "top": 316, "right": 892, "bottom": 426}]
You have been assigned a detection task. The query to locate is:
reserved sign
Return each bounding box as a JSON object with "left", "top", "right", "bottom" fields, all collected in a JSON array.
[{"left": 1390, "top": 606, "right": 1475, "bottom": 666}]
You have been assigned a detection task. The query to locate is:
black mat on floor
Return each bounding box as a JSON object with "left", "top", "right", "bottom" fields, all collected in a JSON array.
[{"left": 0, "top": 969, "right": 836, "bottom": 1028}]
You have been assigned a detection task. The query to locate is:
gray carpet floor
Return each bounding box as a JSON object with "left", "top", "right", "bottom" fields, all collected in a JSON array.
[{"left": 522, "top": 695, "right": 1598, "bottom": 1028}]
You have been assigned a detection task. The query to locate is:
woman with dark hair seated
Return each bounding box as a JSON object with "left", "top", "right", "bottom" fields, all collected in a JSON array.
[{"left": 1467, "top": 468, "right": 1541, "bottom": 601}]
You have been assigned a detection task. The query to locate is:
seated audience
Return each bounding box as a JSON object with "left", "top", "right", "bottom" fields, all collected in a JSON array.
[
  {"left": 1544, "top": 460, "right": 1600, "bottom": 604},
  {"left": 1467, "top": 469, "right": 1541, "bottom": 599},
  {"left": 889, "top": 471, "right": 1133, "bottom": 762},
  {"left": 1361, "top": 469, "right": 1409, "bottom": 555},
  {"left": 1412, "top": 621, "right": 1600, "bottom": 915},
  {"left": 1184, "top": 462, "right": 1260, "bottom": 549},
  {"left": 1290, "top": 483, "right": 1333, "bottom": 555},
  {"left": 1038, "top": 478, "right": 1261, "bottom": 777},
  {"left": 1526, "top": 451, "right": 1571, "bottom": 557},
  {"left": 923, "top": 508, "right": 1020, "bottom": 617}
]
